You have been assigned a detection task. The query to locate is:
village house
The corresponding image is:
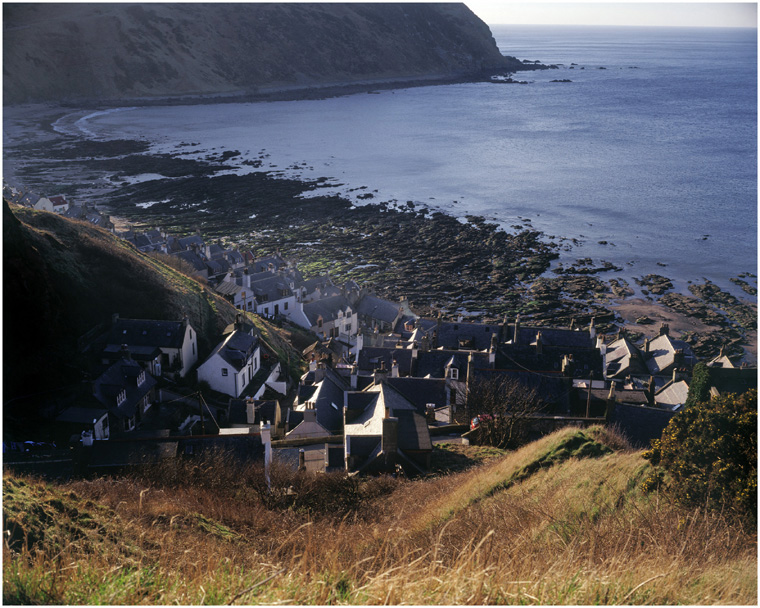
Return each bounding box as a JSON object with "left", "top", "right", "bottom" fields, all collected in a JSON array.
[
  {"left": 302, "top": 295, "right": 357, "bottom": 341},
  {"left": 344, "top": 381, "right": 432, "bottom": 474},
  {"left": 196, "top": 330, "right": 261, "bottom": 398},
  {"left": 101, "top": 315, "right": 198, "bottom": 378},
  {"left": 92, "top": 355, "right": 158, "bottom": 434}
]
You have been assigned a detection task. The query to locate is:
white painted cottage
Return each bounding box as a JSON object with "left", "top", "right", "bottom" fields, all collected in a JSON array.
[{"left": 197, "top": 330, "right": 261, "bottom": 398}]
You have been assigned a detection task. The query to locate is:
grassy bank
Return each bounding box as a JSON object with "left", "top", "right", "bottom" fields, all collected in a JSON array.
[{"left": 4, "top": 427, "right": 756, "bottom": 604}]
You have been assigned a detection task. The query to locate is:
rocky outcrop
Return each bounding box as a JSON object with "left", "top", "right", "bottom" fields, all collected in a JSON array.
[{"left": 3, "top": 3, "right": 520, "bottom": 104}]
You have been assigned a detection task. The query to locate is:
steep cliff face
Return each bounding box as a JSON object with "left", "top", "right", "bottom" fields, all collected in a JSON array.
[{"left": 3, "top": 3, "right": 518, "bottom": 104}]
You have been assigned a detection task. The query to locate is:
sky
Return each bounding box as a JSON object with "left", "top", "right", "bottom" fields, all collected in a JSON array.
[{"left": 465, "top": 2, "right": 758, "bottom": 27}]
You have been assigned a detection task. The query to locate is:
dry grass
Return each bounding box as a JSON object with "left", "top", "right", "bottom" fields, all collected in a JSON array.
[{"left": 4, "top": 427, "right": 756, "bottom": 604}]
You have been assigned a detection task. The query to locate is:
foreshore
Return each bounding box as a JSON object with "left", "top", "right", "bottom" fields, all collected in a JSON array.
[{"left": 3, "top": 101, "right": 757, "bottom": 364}]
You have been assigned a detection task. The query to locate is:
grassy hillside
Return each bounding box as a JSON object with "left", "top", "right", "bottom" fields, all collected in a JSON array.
[
  {"left": 4, "top": 427, "right": 756, "bottom": 604},
  {"left": 3, "top": 203, "right": 303, "bottom": 402}
]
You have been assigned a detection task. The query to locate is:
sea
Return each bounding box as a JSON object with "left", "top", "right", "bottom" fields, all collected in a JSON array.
[{"left": 53, "top": 25, "right": 758, "bottom": 298}]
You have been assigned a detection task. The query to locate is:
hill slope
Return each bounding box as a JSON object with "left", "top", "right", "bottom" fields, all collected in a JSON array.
[
  {"left": 3, "top": 427, "right": 756, "bottom": 604},
  {"left": 2, "top": 202, "right": 301, "bottom": 403},
  {"left": 3, "top": 3, "right": 519, "bottom": 104}
]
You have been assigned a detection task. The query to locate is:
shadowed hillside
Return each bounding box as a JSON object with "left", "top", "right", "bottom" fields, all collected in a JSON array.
[
  {"left": 3, "top": 426, "right": 756, "bottom": 604},
  {"left": 3, "top": 2, "right": 521, "bottom": 104},
  {"left": 2, "top": 202, "right": 301, "bottom": 406}
]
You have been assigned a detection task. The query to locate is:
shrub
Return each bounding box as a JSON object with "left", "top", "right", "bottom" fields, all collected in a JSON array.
[{"left": 643, "top": 389, "right": 756, "bottom": 521}]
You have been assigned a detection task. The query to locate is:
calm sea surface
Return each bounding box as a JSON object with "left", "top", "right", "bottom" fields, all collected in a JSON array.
[{"left": 70, "top": 25, "right": 758, "bottom": 296}]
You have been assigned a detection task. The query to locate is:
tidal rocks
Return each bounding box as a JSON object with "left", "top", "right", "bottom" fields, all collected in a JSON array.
[{"left": 634, "top": 274, "right": 673, "bottom": 295}]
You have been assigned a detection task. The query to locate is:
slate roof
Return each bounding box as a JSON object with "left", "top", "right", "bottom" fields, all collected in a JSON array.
[
  {"left": 178, "top": 235, "right": 204, "bottom": 249},
  {"left": 106, "top": 318, "right": 189, "bottom": 350},
  {"left": 605, "top": 337, "right": 648, "bottom": 379},
  {"left": 102, "top": 343, "right": 162, "bottom": 362},
  {"left": 251, "top": 274, "right": 292, "bottom": 301},
  {"left": 415, "top": 350, "right": 491, "bottom": 379},
  {"left": 497, "top": 344, "right": 602, "bottom": 378},
  {"left": 357, "top": 294, "right": 401, "bottom": 325},
  {"left": 655, "top": 380, "right": 689, "bottom": 411},
  {"left": 93, "top": 358, "right": 157, "bottom": 420},
  {"left": 297, "top": 369, "right": 350, "bottom": 432},
  {"left": 471, "top": 368, "right": 569, "bottom": 413},
  {"left": 513, "top": 326, "right": 595, "bottom": 349},
  {"left": 644, "top": 334, "right": 697, "bottom": 375},
  {"left": 207, "top": 330, "right": 259, "bottom": 372},
  {"left": 385, "top": 377, "right": 448, "bottom": 413},
  {"left": 435, "top": 321, "right": 501, "bottom": 350},
  {"left": 174, "top": 250, "right": 207, "bottom": 271},
  {"left": 302, "top": 295, "right": 351, "bottom": 327},
  {"left": 358, "top": 346, "right": 415, "bottom": 376},
  {"left": 395, "top": 410, "right": 432, "bottom": 451}
]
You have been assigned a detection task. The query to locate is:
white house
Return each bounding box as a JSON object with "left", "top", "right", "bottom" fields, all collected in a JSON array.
[{"left": 197, "top": 330, "right": 261, "bottom": 398}]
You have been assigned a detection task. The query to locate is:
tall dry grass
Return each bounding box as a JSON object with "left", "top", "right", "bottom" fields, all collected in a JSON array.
[{"left": 4, "top": 427, "right": 757, "bottom": 605}]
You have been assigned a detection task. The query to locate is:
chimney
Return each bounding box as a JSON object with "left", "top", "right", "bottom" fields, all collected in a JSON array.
[
  {"left": 246, "top": 398, "right": 256, "bottom": 425},
  {"left": 303, "top": 409, "right": 317, "bottom": 424},
  {"left": 390, "top": 358, "right": 399, "bottom": 378},
  {"left": 647, "top": 376, "right": 656, "bottom": 406},
  {"left": 607, "top": 380, "right": 617, "bottom": 402},
  {"left": 350, "top": 364, "right": 358, "bottom": 390},
  {"left": 589, "top": 317, "right": 596, "bottom": 340},
  {"left": 644, "top": 338, "right": 650, "bottom": 353},
  {"left": 298, "top": 449, "right": 306, "bottom": 471},
  {"left": 374, "top": 359, "right": 388, "bottom": 385},
  {"left": 314, "top": 362, "right": 326, "bottom": 383},
  {"left": 562, "top": 353, "right": 575, "bottom": 377},
  {"left": 659, "top": 322, "right": 670, "bottom": 336},
  {"left": 673, "top": 349, "right": 684, "bottom": 368},
  {"left": 120, "top": 344, "right": 132, "bottom": 361},
  {"left": 381, "top": 417, "right": 399, "bottom": 456},
  {"left": 513, "top": 314, "right": 521, "bottom": 344}
]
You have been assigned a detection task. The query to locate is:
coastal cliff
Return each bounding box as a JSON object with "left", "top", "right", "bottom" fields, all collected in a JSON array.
[{"left": 3, "top": 2, "right": 520, "bottom": 104}]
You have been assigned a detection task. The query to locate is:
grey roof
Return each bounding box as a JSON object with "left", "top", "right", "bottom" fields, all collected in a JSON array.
[
  {"left": 357, "top": 294, "right": 401, "bottom": 325},
  {"left": 252, "top": 274, "right": 292, "bottom": 302},
  {"left": 514, "top": 326, "right": 595, "bottom": 350},
  {"left": 207, "top": 330, "right": 259, "bottom": 372},
  {"left": 415, "top": 350, "right": 491, "bottom": 379},
  {"left": 497, "top": 343, "right": 602, "bottom": 378},
  {"left": 605, "top": 337, "right": 648, "bottom": 379},
  {"left": 178, "top": 235, "right": 205, "bottom": 249},
  {"left": 385, "top": 377, "right": 448, "bottom": 413},
  {"left": 436, "top": 321, "right": 501, "bottom": 351},
  {"left": 174, "top": 250, "right": 207, "bottom": 271},
  {"left": 358, "top": 347, "right": 415, "bottom": 376},
  {"left": 303, "top": 295, "right": 351, "bottom": 327},
  {"left": 395, "top": 410, "right": 432, "bottom": 451},
  {"left": 207, "top": 243, "right": 224, "bottom": 259},
  {"left": 300, "top": 369, "right": 350, "bottom": 432},
  {"left": 644, "top": 334, "right": 697, "bottom": 375},
  {"left": 106, "top": 318, "right": 189, "bottom": 350},
  {"left": 215, "top": 281, "right": 245, "bottom": 297},
  {"left": 93, "top": 358, "right": 157, "bottom": 420}
]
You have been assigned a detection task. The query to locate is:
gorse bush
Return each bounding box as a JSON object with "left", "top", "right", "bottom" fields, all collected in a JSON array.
[{"left": 643, "top": 389, "right": 757, "bottom": 522}]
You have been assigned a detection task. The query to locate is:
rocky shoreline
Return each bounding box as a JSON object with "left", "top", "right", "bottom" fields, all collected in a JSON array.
[{"left": 3, "top": 104, "right": 757, "bottom": 364}]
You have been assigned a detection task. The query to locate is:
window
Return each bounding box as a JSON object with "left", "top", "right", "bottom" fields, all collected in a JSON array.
[
  {"left": 449, "top": 368, "right": 459, "bottom": 380},
  {"left": 284, "top": 302, "right": 289, "bottom": 311},
  {"left": 222, "top": 368, "right": 228, "bottom": 376},
  {"left": 192, "top": 343, "right": 196, "bottom": 356}
]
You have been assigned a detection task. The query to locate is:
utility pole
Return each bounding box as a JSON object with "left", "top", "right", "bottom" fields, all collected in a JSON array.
[{"left": 198, "top": 391, "right": 206, "bottom": 435}]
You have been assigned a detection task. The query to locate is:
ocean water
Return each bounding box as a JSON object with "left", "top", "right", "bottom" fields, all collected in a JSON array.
[{"left": 65, "top": 25, "right": 757, "bottom": 297}]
